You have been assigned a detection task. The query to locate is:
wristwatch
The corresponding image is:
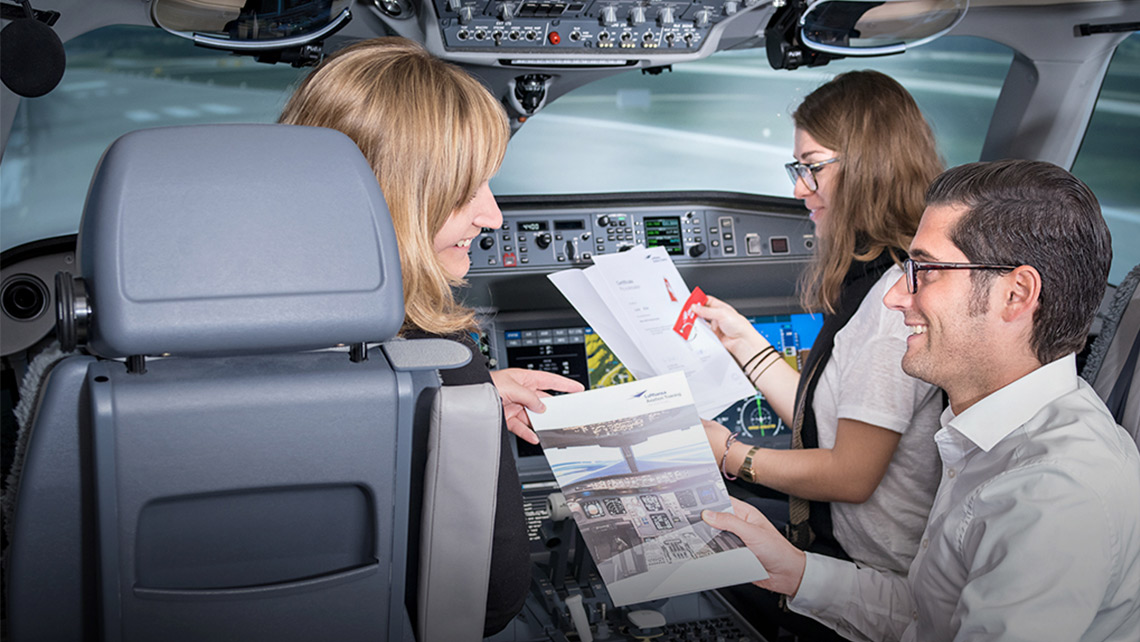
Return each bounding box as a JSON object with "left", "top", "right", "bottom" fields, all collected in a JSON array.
[{"left": 739, "top": 446, "right": 760, "bottom": 483}]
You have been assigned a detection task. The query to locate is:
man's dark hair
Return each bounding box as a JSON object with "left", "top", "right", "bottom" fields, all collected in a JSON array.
[{"left": 926, "top": 159, "right": 1112, "bottom": 365}]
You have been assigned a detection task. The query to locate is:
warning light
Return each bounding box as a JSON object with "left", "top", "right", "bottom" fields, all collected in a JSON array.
[{"left": 548, "top": 31, "right": 561, "bottom": 45}]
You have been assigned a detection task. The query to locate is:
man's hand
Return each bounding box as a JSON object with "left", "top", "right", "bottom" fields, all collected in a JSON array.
[
  {"left": 489, "top": 368, "right": 585, "bottom": 444},
  {"left": 702, "top": 497, "right": 807, "bottom": 596}
]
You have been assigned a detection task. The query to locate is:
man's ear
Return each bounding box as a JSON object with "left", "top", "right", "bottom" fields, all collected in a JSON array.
[{"left": 1001, "top": 265, "right": 1041, "bottom": 323}]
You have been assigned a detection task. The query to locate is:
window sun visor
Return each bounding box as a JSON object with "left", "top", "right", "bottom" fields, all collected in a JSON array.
[
  {"left": 151, "top": 0, "right": 353, "bottom": 53},
  {"left": 800, "top": 0, "right": 969, "bottom": 57}
]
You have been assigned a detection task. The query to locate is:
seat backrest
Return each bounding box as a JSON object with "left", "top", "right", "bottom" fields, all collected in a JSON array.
[
  {"left": 5, "top": 124, "right": 478, "bottom": 642},
  {"left": 1082, "top": 263, "right": 1140, "bottom": 444}
]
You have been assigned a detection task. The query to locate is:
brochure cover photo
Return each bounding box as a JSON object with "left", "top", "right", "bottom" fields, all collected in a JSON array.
[{"left": 528, "top": 371, "right": 767, "bottom": 607}]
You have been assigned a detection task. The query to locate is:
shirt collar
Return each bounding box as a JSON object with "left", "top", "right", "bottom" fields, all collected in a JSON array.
[{"left": 944, "top": 353, "right": 1079, "bottom": 452}]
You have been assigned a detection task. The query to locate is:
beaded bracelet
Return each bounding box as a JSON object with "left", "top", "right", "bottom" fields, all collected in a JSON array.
[{"left": 720, "top": 431, "right": 741, "bottom": 480}]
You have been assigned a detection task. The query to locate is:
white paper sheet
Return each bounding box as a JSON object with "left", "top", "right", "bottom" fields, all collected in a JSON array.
[
  {"left": 528, "top": 371, "right": 768, "bottom": 607},
  {"left": 548, "top": 245, "right": 755, "bottom": 418}
]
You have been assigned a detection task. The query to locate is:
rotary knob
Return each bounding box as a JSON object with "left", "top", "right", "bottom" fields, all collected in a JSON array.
[
  {"left": 629, "top": 6, "right": 646, "bottom": 25},
  {"left": 657, "top": 7, "right": 674, "bottom": 26},
  {"left": 448, "top": 0, "right": 462, "bottom": 10},
  {"left": 458, "top": 6, "right": 474, "bottom": 24},
  {"left": 694, "top": 9, "right": 710, "bottom": 27},
  {"left": 688, "top": 242, "right": 707, "bottom": 258},
  {"left": 600, "top": 5, "right": 618, "bottom": 25},
  {"left": 597, "top": 215, "right": 611, "bottom": 227},
  {"left": 479, "top": 235, "right": 495, "bottom": 250},
  {"left": 536, "top": 233, "right": 552, "bottom": 249},
  {"left": 724, "top": 1, "right": 739, "bottom": 15},
  {"left": 499, "top": 4, "right": 514, "bottom": 21}
]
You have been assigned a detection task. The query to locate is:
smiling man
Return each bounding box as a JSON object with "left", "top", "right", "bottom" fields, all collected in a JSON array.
[{"left": 704, "top": 159, "right": 1140, "bottom": 642}]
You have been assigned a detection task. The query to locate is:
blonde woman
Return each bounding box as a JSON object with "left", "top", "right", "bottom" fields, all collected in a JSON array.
[
  {"left": 281, "top": 37, "right": 581, "bottom": 635},
  {"left": 696, "top": 71, "right": 945, "bottom": 640}
]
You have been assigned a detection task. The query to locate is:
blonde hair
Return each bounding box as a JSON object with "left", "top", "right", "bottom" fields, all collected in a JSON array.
[
  {"left": 793, "top": 70, "right": 943, "bottom": 313},
  {"left": 280, "top": 37, "right": 509, "bottom": 335}
]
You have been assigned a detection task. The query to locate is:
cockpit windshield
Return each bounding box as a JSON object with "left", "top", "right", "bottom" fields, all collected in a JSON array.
[{"left": 2, "top": 26, "right": 1137, "bottom": 283}]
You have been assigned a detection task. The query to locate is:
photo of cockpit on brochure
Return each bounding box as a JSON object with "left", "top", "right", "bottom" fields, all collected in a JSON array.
[{"left": 529, "top": 371, "right": 767, "bottom": 607}]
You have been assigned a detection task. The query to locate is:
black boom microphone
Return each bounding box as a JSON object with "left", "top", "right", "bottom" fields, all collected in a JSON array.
[{"left": 1, "top": 0, "right": 65, "bottom": 98}]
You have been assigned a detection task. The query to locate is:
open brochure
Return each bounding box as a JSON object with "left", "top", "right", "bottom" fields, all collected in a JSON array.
[
  {"left": 548, "top": 245, "right": 754, "bottom": 418},
  {"left": 527, "top": 371, "right": 768, "bottom": 607}
]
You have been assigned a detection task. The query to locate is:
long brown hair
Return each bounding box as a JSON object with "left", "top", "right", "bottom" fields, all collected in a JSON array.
[
  {"left": 793, "top": 70, "right": 943, "bottom": 313},
  {"left": 280, "top": 37, "right": 509, "bottom": 335}
]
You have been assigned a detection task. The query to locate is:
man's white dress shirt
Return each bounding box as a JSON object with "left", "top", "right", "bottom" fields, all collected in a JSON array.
[{"left": 788, "top": 354, "right": 1140, "bottom": 642}]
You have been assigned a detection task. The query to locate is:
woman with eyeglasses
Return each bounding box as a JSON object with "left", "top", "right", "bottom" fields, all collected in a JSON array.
[{"left": 696, "top": 70, "right": 945, "bottom": 641}]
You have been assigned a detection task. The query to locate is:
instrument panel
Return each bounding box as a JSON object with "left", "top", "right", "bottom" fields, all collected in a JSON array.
[{"left": 468, "top": 196, "right": 814, "bottom": 273}]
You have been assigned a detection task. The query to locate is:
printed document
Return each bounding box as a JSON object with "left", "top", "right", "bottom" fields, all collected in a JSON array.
[
  {"left": 528, "top": 371, "right": 768, "bottom": 607},
  {"left": 548, "top": 245, "right": 754, "bottom": 418}
]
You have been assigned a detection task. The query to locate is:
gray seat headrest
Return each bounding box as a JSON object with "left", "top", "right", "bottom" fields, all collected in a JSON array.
[{"left": 75, "top": 124, "right": 403, "bottom": 357}]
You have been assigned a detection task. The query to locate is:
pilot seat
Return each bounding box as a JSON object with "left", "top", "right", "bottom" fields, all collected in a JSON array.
[{"left": 4, "top": 124, "right": 501, "bottom": 642}]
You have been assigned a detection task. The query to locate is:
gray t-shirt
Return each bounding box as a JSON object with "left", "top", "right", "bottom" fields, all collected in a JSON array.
[{"left": 812, "top": 265, "right": 943, "bottom": 574}]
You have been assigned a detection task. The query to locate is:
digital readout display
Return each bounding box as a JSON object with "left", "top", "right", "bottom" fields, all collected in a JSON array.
[
  {"left": 554, "top": 220, "right": 584, "bottom": 230},
  {"left": 518, "top": 221, "right": 548, "bottom": 232},
  {"left": 643, "top": 216, "right": 683, "bottom": 256}
]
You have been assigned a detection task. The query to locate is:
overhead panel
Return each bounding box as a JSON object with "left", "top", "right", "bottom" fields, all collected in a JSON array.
[{"left": 432, "top": 0, "right": 763, "bottom": 53}]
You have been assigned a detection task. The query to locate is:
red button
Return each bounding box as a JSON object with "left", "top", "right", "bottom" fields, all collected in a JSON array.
[{"left": 548, "top": 31, "right": 561, "bottom": 45}]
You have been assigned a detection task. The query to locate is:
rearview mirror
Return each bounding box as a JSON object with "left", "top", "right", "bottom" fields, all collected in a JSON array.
[{"left": 800, "top": 0, "right": 969, "bottom": 56}]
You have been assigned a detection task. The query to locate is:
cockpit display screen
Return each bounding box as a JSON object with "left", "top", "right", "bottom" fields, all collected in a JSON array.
[
  {"left": 518, "top": 221, "right": 548, "bottom": 232},
  {"left": 643, "top": 216, "right": 683, "bottom": 256},
  {"left": 502, "top": 312, "right": 823, "bottom": 456}
]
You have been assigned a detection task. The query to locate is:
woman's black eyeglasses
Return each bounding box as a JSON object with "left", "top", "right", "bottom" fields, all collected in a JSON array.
[
  {"left": 904, "top": 258, "right": 1019, "bottom": 294},
  {"left": 784, "top": 157, "right": 838, "bottom": 193}
]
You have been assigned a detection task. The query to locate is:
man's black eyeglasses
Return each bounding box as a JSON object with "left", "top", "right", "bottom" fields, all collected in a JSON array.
[{"left": 904, "top": 258, "right": 1019, "bottom": 294}]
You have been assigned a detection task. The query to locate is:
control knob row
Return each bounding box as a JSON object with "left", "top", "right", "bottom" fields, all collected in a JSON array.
[{"left": 598, "top": 5, "right": 687, "bottom": 27}]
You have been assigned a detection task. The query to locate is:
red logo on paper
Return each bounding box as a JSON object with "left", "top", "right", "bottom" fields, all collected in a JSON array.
[{"left": 673, "top": 287, "right": 707, "bottom": 340}]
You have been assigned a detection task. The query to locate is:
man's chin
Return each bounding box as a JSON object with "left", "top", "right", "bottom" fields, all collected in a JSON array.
[{"left": 901, "top": 355, "right": 936, "bottom": 385}]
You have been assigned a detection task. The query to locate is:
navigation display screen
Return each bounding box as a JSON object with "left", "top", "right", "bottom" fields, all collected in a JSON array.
[
  {"left": 643, "top": 216, "right": 683, "bottom": 256},
  {"left": 502, "top": 312, "right": 823, "bottom": 454}
]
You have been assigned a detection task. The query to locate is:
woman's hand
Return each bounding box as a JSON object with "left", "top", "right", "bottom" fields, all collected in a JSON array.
[
  {"left": 694, "top": 295, "right": 769, "bottom": 362},
  {"left": 702, "top": 418, "right": 733, "bottom": 463},
  {"left": 489, "top": 368, "right": 585, "bottom": 444},
  {"left": 702, "top": 497, "right": 806, "bottom": 596}
]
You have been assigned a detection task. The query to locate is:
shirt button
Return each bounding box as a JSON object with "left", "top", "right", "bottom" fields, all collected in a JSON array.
[
  {"left": 912, "top": 610, "right": 919, "bottom": 621},
  {"left": 947, "top": 469, "right": 957, "bottom": 479},
  {"left": 921, "top": 537, "right": 929, "bottom": 549}
]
